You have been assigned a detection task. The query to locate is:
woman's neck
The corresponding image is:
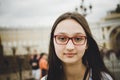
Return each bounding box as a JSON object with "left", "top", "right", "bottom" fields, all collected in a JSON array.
[{"left": 63, "top": 61, "right": 87, "bottom": 80}]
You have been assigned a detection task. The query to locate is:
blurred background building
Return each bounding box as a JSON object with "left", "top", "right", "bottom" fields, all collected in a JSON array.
[
  {"left": 0, "top": 27, "right": 51, "bottom": 56},
  {"left": 90, "top": 4, "right": 120, "bottom": 52}
]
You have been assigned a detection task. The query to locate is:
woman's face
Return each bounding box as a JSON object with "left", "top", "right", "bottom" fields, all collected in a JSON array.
[{"left": 54, "top": 19, "right": 87, "bottom": 64}]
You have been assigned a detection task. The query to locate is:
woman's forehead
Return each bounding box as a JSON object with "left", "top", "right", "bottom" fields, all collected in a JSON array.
[{"left": 54, "top": 19, "right": 86, "bottom": 35}]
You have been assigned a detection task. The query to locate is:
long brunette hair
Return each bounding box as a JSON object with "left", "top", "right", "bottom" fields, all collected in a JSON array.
[{"left": 47, "top": 12, "right": 114, "bottom": 80}]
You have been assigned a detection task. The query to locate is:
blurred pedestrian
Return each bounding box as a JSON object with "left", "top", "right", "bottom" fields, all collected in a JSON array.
[
  {"left": 39, "top": 52, "right": 48, "bottom": 79},
  {"left": 29, "top": 49, "right": 40, "bottom": 80}
]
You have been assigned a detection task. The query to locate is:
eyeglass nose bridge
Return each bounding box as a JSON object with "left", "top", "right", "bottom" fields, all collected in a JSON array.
[{"left": 66, "top": 37, "right": 75, "bottom": 45}]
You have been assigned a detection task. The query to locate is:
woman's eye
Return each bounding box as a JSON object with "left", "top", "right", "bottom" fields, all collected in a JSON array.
[
  {"left": 58, "top": 36, "right": 67, "bottom": 42},
  {"left": 74, "top": 37, "right": 83, "bottom": 42}
]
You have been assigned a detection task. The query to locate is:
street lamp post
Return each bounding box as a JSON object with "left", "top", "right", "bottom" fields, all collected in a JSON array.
[{"left": 75, "top": 0, "right": 92, "bottom": 17}]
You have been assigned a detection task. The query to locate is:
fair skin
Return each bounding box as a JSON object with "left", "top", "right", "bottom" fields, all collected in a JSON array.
[{"left": 54, "top": 19, "right": 89, "bottom": 80}]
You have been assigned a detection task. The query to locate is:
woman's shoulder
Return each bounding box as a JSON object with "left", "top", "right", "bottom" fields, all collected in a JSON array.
[
  {"left": 101, "top": 72, "right": 113, "bottom": 80},
  {"left": 41, "top": 75, "right": 47, "bottom": 80}
]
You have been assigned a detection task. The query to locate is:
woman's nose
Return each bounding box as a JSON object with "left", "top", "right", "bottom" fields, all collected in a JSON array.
[{"left": 66, "top": 40, "right": 75, "bottom": 50}]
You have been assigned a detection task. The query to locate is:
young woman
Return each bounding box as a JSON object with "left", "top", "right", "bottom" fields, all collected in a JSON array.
[{"left": 41, "top": 12, "right": 114, "bottom": 80}]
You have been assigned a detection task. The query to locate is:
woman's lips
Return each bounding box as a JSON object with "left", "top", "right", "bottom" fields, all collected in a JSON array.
[{"left": 64, "top": 53, "right": 76, "bottom": 57}]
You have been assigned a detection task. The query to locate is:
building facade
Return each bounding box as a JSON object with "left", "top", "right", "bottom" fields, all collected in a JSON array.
[
  {"left": 89, "top": 7, "right": 120, "bottom": 52},
  {"left": 100, "top": 13, "right": 120, "bottom": 52},
  {"left": 0, "top": 27, "right": 51, "bottom": 56}
]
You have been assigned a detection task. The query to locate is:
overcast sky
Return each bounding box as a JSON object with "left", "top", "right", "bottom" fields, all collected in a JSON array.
[{"left": 0, "top": 0, "right": 119, "bottom": 28}]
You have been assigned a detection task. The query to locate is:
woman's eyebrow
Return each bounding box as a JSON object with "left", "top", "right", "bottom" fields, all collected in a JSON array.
[
  {"left": 54, "top": 32, "right": 67, "bottom": 35},
  {"left": 73, "top": 33, "right": 86, "bottom": 36},
  {"left": 54, "top": 32, "right": 86, "bottom": 36}
]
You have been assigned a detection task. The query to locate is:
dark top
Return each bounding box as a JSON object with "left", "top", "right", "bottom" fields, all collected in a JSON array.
[{"left": 29, "top": 55, "right": 39, "bottom": 70}]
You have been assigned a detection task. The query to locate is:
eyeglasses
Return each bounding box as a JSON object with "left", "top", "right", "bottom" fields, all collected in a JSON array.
[{"left": 54, "top": 35, "right": 87, "bottom": 45}]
